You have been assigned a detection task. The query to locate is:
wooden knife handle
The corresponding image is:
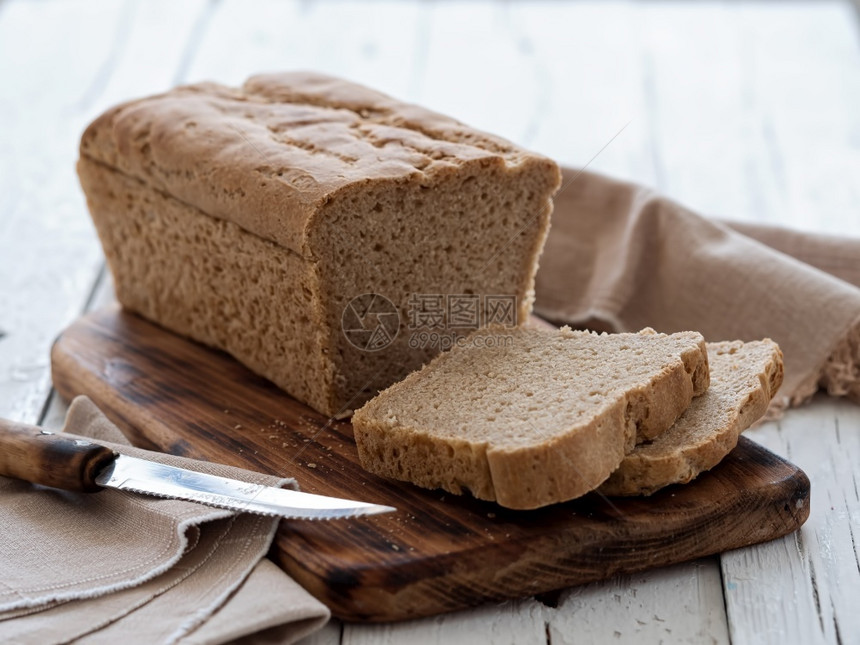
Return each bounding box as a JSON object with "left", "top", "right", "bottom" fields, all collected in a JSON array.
[{"left": 0, "top": 418, "right": 116, "bottom": 492}]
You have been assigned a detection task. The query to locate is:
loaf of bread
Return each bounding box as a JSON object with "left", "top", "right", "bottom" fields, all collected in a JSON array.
[
  {"left": 77, "top": 72, "right": 561, "bottom": 416},
  {"left": 599, "top": 339, "right": 783, "bottom": 496},
  {"left": 352, "top": 326, "right": 710, "bottom": 510}
]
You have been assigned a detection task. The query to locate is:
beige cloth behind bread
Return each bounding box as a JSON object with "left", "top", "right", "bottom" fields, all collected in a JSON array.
[
  {"left": 0, "top": 396, "right": 329, "bottom": 644},
  {"left": 535, "top": 167, "right": 860, "bottom": 409}
]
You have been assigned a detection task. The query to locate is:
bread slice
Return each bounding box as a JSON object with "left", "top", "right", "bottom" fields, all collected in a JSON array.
[
  {"left": 599, "top": 339, "right": 783, "bottom": 497},
  {"left": 353, "top": 326, "right": 709, "bottom": 510}
]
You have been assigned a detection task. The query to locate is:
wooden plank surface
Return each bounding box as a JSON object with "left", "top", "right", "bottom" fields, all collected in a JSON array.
[
  {"left": 0, "top": 0, "right": 121, "bottom": 423},
  {"left": 0, "top": 0, "right": 206, "bottom": 424},
  {"left": 51, "top": 306, "right": 809, "bottom": 622},
  {"left": 2, "top": 0, "right": 859, "bottom": 642},
  {"left": 548, "top": 558, "right": 730, "bottom": 644},
  {"left": 724, "top": 399, "right": 860, "bottom": 644}
]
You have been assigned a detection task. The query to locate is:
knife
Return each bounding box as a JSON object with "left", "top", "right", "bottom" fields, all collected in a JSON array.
[{"left": 0, "top": 418, "right": 395, "bottom": 520}]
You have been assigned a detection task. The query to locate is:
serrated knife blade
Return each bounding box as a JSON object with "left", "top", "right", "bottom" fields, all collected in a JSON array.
[
  {"left": 0, "top": 418, "right": 395, "bottom": 520},
  {"left": 95, "top": 455, "right": 395, "bottom": 520}
]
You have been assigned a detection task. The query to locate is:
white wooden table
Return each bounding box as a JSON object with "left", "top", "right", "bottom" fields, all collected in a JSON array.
[{"left": 2, "top": 1, "right": 858, "bottom": 643}]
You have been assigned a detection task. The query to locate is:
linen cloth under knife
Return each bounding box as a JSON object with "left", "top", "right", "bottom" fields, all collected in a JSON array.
[{"left": 0, "top": 417, "right": 395, "bottom": 520}]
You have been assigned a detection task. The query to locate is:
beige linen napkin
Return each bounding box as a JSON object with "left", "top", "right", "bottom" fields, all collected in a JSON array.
[
  {"left": 0, "top": 396, "right": 329, "bottom": 645},
  {"left": 536, "top": 166, "right": 860, "bottom": 408}
]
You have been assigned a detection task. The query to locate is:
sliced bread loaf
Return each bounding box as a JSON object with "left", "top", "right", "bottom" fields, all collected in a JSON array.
[
  {"left": 78, "top": 72, "right": 561, "bottom": 417},
  {"left": 352, "top": 326, "right": 709, "bottom": 509},
  {"left": 599, "top": 339, "right": 783, "bottom": 497}
]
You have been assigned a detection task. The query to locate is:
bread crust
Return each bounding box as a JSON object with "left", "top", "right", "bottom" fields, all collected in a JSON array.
[{"left": 79, "top": 71, "right": 558, "bottom": 258}]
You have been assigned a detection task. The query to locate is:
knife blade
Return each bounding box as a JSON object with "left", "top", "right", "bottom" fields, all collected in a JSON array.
[{"left": 0, "top": 417, "right": 395, "bottom": 520}]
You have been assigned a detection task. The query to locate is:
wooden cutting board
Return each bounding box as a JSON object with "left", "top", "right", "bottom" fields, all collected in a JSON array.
[{"left": 51, "top": 306, "right": 810, "bottom": 623}]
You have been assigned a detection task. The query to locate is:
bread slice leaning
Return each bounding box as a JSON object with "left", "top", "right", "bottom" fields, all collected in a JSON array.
[
  {"left": 353, "top": 326, "right": 709, "bottom": 510},
  {"left": 599, "top": 339, "right": 784, "bottom": 497}
]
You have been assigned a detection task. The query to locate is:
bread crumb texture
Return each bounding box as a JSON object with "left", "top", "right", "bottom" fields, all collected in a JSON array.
[
  {"left": 77, "top": 72, "right": 561, "bottom": 416},
  {"left": 353, "top": 326, "right": 709, "bottom": 509}
]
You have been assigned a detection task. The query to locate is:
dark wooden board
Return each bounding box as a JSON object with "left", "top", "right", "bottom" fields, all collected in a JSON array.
[{"left": 51, "top": 306, "right": 810, "bottom": 622}]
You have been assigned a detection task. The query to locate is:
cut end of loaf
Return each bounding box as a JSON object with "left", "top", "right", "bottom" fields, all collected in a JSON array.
[
  {"left": 353, "top": 326, "right": 709, "bottom": 509},
  {"left": 310, "top": 156, "right": 560, "bottom": 415}
]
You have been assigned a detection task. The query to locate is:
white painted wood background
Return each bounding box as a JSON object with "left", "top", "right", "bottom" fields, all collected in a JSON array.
[{"left": 1, "top": 0, "right": 858, "bottom": 643}]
